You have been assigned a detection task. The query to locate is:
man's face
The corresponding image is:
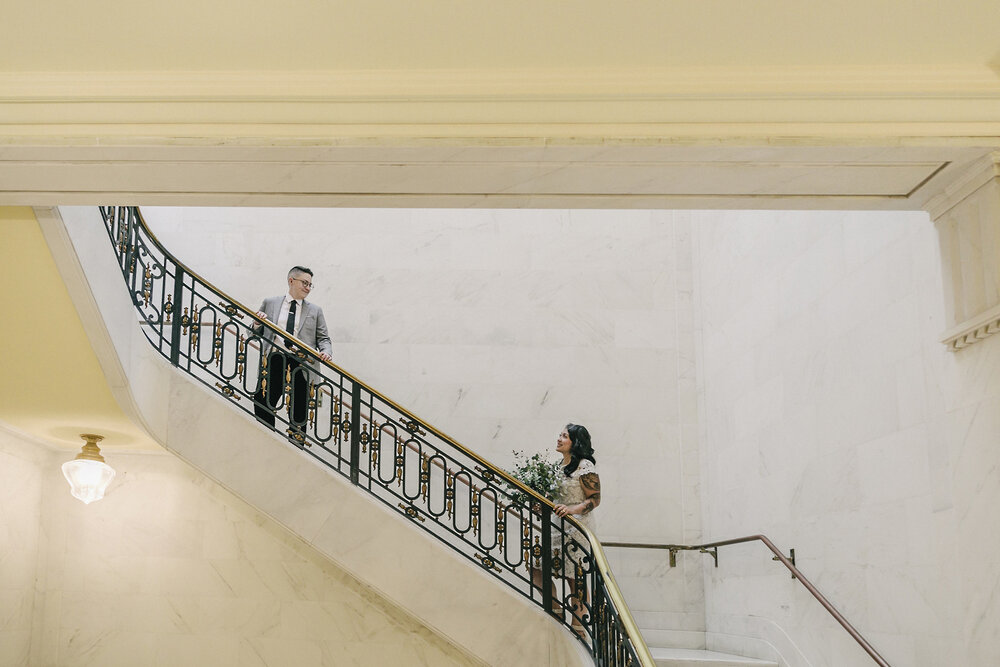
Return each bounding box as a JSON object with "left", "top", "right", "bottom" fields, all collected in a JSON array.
[{"left": 288, "top": 272, "right": 312, "bottom": 300}]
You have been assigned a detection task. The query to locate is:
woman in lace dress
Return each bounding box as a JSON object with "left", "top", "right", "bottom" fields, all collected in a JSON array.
[{"left": 553, "top": 423, "right": 601, "bottom": 637}]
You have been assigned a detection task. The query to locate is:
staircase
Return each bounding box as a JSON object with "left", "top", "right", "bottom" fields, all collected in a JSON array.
[
  {"left": 650, "top": 648, "right": 777, "bottom": 667},
  {"left": 52, "top": 205, "right": 655, "bottom": 667}
]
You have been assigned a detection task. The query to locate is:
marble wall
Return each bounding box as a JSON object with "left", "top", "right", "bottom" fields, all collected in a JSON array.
[
  {"left": 690, "top": 209, "right": 1000, "bottom": 666},
  {"left": 0, "top": 427, "right": 477, "bottom": 667},
  {"left": 0, "top": 429, "right": 45, "bottom": 667},
  {"left": 141, "top": 206, "right": 706, "bottom": 646}
]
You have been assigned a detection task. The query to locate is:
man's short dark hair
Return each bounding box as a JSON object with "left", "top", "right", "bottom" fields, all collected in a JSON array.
[{"left": 287, "top": 266, "right": 313, "bottom": 279}]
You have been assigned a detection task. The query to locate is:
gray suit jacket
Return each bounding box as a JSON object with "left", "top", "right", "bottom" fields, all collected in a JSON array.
[{"left": 257, "top": 295, "right": 333, "bottom": 382}]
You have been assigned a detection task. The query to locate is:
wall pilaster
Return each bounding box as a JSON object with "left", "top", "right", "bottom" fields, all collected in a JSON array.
[{"left": 926, "top": 152, "right": 1000, "bottom": 350}]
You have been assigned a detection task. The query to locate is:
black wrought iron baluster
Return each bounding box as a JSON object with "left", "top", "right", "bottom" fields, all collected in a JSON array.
[
  {"left": 117, "top": 207, "right": 130, "bottom": 274},
  {"left": 349, "top": 382, "right": 361, "bottom": 485},
  {"left": 123, "top": 209, "right": 137, "bottom": 296},
  {"left": 169, "top": 264, "right": 185, "bottom": 366},
  {"left": 540, "top": 504, "right": 554, "bottom": 618},
  {"left": 595, "top": 580, "right": 605, "bottom": 665}
]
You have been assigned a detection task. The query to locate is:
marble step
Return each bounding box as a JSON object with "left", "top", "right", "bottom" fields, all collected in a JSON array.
[{"left": 650, "top": 648, "right": 778, "bottom": 667}]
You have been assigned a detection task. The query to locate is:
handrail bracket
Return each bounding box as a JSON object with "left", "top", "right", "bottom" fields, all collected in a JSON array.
[
  {"left": 668, "top": 545, "right": 718, "bottom": 567},
  {"left": 773, "top": 547, "right": 796, "bottom": 579}
]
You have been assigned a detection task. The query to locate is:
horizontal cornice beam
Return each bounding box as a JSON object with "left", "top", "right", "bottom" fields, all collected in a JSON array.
[
  {"left": 0, "top": 67, "right": 999, "bottom": 143},
  {"left": 4, "top": 66, "right": 1000, "bottom": 100}
]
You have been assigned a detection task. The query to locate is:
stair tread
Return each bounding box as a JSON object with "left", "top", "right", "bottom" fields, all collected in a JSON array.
[{"left": 648, "top": 647, "right": 778, "bottom": 666}]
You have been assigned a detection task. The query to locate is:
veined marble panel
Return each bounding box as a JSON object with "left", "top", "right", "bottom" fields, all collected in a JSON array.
[
  {"left": 692, "top": 208, "right": 1000, "bottom": 666},
  {"left": 10, "top": 439, "right": 479, "bottom": 667},
  {"left": 0, "top": 427, "right": 47, "bottom": 667}
]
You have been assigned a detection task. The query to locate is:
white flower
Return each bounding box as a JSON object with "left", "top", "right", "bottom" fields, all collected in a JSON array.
[{"left": 506, "top": 450, "right": 564, "bottom": 504}]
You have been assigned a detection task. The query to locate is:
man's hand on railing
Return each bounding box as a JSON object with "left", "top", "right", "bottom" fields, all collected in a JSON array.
[{"left": 254, "top": 309, "right": 331, "bottom": 362}]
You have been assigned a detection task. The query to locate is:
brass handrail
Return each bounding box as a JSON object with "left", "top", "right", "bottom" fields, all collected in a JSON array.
[
  {"left": 603, "top": 535, "right": 891, "bottom": 667},
  {"left": 123, "top": 206, "right": 655, "bottom": 667}
]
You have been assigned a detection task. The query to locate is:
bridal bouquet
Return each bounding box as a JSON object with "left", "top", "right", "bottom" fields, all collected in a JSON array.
[{"left": 505, "top": 450, "right": 564, "bottom": 505}]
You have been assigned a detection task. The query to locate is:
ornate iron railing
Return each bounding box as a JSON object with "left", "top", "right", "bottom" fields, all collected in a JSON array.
[{"left": 98, "top": 206, "right": 654, "bottom": 667}]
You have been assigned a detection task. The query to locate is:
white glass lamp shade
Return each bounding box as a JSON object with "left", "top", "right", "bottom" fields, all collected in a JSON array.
[{"left": 62, "top": 434, "right": 116, "bottom": 504}]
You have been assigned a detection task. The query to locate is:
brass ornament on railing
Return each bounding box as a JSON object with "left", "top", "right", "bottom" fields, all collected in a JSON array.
[
  {"left": 394, "top": 443, "right": 405, "bottom": 486},
  {"left": 470, "top": 490, "right": 480, "bottom": 536},
  {"left": 420, "top": 454, "right": 430, "bottom": 501},
  {"left": 495, "top": 505, "right": 506, "bottom": 548},
  {"left": 215, "top": 382, "right": 239, "bottom": 400},
  {"left": 474, "top": 552, "right": 502, "bottom": 573},
  {"left": 398, "top": 502, "right": 426, "bottom": 523},
  {"left": 259, "top": 351, "right": 268, "bottom": 394},
  {"left": 474, "top": 465, "right": 496, "bottom": 484},
  {"left": 445, "top": 472, "right": 455, "bottom": 519},
  {"left": 308, "top": 385, "right": 317, "bottom": 428},
  {"left": 236, "top": 334, "right": 247, "bottom": 381},
  {"left": 219, "top": 301, "right": 245, "bottom": 319},
  {"left": 400, "top": 418, "right": 428, "bottom": 437},
  {"left": 213, "top": 322, "right": 223, "bottom": 364},
  {"left": 330, "top": 397, "right": 341, "bottom": 441},
  {"left": 283, "top": 363, "right": 292, "bottom": 406},
  {"left": 142, "top": 266, "right": 152, "bottom": 305}
]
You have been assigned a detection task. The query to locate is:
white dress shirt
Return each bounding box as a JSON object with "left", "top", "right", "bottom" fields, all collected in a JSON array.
[{"left": 275, "top": 295, "right": 304, "bottom": 338}]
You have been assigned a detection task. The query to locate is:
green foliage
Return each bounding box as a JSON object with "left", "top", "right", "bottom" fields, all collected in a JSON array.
[{"left": 505, "top": 450, "right": 564, "bottom": 505}]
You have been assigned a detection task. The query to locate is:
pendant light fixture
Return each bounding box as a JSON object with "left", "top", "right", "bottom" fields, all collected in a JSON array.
[{"left": 62, "top": 434, "right": 116, "bottom": 504}]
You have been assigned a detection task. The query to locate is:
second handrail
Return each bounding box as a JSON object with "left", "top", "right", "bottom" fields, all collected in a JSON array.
[{"left": 603, "top": 535, "right": 891, "bottom": 667}]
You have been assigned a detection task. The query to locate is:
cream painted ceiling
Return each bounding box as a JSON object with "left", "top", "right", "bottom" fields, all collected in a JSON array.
[
  {"left": 4, "top": 0, "right": 1000, "bottom": 71},
  {"left": 0, "top": 207, "right": 160, "bottom": 452},
  {"left": 1, "top": 1, "right": 999, "bottom": 208}
]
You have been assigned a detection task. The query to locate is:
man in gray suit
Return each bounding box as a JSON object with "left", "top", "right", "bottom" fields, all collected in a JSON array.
[{"left": 253, "top": 266, "right": 333, "bottom": 442}]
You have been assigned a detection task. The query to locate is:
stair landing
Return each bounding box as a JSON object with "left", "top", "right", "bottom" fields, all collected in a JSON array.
[{"left": 650, "top": 648, "right": 778, "bottom": 667}]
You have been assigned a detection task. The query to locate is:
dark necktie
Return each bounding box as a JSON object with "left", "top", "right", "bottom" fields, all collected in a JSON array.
[{"left": 284, "top": 300, "right": 297, "bottom": 349}]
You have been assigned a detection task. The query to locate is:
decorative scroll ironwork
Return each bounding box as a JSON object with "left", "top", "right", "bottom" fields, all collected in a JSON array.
[{"left": 97, "top": 206, "right": 653, "bottom": 667}]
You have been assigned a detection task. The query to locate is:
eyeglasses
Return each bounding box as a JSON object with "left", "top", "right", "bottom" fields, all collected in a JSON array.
[{"left": 292, "top": 278, "right": 313, "bottom": 289}]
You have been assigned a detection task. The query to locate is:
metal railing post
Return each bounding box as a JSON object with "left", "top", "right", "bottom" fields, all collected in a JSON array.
[
  {"left": 169, "top": 265, "right": 185, "bottom": 366},
  {"left": 541, "top": 506, "right": 554, "bottom": 617},
  {"left": 349, "top": 382, "right": 362, "bottom": 485},
  {"left": 122, "top": 208, "right": 136, "bottom": 289}
]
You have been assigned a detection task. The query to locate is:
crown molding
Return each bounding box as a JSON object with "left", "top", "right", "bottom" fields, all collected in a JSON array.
[
  {"left": 925, "top": 151, "right": 1000, "bottom": 220},
  {"left": 3, "top": 66, "right": 1000, "bottom": 101},
  {"left": 1, "top": 68, "right": 999, "bottom": 144},
  {"left": 941, "top": 303, "right": 1000, "bottom": 351}
]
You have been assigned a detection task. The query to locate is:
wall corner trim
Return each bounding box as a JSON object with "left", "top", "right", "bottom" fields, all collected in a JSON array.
[{"left": 940, "top": 302, "right": 1000, "bottom": 351}]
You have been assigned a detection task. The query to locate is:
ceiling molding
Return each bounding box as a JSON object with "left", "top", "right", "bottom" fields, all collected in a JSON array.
[
  {"left": 3, "top": 67, "right": 1000, "bottom": 100},
  {"left": 1, "top": 67, "right": 999, "bottom": 144},
  {"left": 924, "top": 151, "right": 1000, "bottom": 219},
  {"left": 0, "top": 145, "right": 986, "bottom": 209}
]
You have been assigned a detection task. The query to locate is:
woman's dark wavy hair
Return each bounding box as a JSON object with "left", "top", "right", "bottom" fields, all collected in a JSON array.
[{"left": 563, "top": 423, "right": 596, "bottom": 476}]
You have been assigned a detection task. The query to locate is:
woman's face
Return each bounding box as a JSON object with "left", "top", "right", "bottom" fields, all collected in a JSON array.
[{"left": 556, "top": 428, "right": 572, "bottom": 456}]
